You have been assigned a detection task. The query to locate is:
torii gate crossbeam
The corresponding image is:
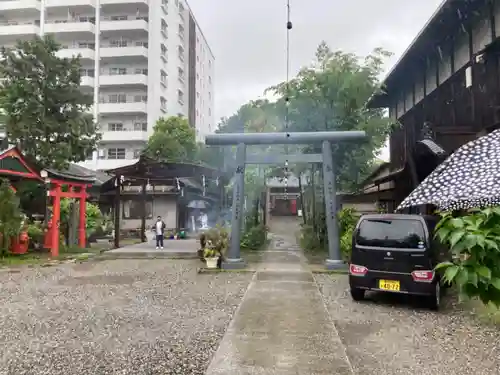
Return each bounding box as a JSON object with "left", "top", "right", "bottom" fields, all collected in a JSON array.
[{"left": 205, "top": 131, "right": 367, "bottom": 270}]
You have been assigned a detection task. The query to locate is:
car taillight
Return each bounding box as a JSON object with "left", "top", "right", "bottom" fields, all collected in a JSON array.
[
  {"left": 411, "top": 270, "right": 434, "bottom": 282},
  {"left": 350, "top": 264, "right": 368, "bottom": 276}
]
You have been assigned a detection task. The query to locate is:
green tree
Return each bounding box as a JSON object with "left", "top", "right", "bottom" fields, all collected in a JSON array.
[
  {"left": 0, "top": 179, "right": 23, "bottom": 253},
  {"left": 0, "top": 36, "right": 99, "bottom": 170},
  {"left": 267, "top": 42, "right": 396, "bottom": 191},
  {"left": 145, "top": 115, "right": 197, "bottom": 162}
]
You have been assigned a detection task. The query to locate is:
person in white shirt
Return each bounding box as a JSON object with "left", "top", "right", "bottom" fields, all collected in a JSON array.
[{"left": 154, "top": 216, "right": 166, "bottom": 249}]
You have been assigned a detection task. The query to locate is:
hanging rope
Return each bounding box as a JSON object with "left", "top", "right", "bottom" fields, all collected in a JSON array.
[{"left": 283, "top": 0, "right": 292, "bottom": 199}]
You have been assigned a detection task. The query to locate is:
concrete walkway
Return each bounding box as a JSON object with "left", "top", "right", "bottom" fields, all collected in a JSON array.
[
  {"left": 205, "top": 234, "right": 354, "bottom": 374},
  {"left": 101, "top": 238, "right": 199, "bottom": 259}
]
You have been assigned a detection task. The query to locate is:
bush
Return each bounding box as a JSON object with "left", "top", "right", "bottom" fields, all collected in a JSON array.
[
  {"left": 241, "top": 223, "right": 268, "bottom": 250},
  {"left": 299, "top": 207, "right": 358, "bottom": 261},
  {"left": 26, "top": 222, "right": 44, "bottom": 249},
  {"left": 200, "top": 225, "right": 229, "bottom": 257},
  {"left": 435, "top": 207, "right": 500, "bottom": 307},
  {"left": 0, "top": 179, "right": 23, "bottom": 253}
]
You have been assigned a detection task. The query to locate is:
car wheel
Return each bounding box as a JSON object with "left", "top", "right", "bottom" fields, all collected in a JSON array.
[
  {"left": 427, "top": 282, "right": 441, "bottom": 311},
  {"left": 350, "top": 288, "right": 365, "bottom": 301}
]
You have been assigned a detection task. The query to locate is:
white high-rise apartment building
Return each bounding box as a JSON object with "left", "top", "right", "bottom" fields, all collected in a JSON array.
[{"left": 0, "top": 0, "right": 215, "bottom": 170}]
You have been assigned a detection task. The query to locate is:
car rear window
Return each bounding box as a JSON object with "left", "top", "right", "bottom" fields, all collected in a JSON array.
[{"left": 356, "top": 218, "right": 426, "bottom": 249}]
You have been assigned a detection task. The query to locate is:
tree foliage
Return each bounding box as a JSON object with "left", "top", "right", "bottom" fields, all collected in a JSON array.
[
  {"left": 0, "top": 36, "right": 99, "bottom": 170},
  {"left": 267, "top": 42, "right": 396, "bottom": 191},
  {"left": 0, "top": 179, "right": 23, "bottom": 253},
  {"left": 435, "top": 207, "right": 500, "bottom": 307},
  {"left": 145, "top": 116, "right": 197, "bottom": 162}
]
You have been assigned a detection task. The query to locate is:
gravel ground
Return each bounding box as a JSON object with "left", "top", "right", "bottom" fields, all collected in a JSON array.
[
  {"left": 0, "top": 260, "right": 252, "bottom": 375},
  {"left": 316, "top": 274, "right": 500, "bottom": 375}
]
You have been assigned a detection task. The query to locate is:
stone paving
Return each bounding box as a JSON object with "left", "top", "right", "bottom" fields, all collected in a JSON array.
[{"left": 206, "top": 226, "right": 354, "bottom": 374}]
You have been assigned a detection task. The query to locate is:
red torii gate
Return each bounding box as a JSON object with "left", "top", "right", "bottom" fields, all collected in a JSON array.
[
  {"left": 0, "top": 146, "right": 94, "bottom": 257},
  {"left": 43, "top": 175, "right": 91, "bottom": 256}
]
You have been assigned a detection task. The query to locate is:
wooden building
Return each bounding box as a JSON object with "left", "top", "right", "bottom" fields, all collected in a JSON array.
[{"left": 367, "top": 0, "right": 500, "bottom": 211}]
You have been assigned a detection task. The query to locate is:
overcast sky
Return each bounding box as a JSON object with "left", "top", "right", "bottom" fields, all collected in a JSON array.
[{"left": 187, "top": 0, "right": 443, "bottom": 158}]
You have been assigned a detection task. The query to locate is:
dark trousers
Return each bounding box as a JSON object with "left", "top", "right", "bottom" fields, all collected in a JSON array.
[{"left": 156, "top": 234, "right": 164, "bottom": 248}]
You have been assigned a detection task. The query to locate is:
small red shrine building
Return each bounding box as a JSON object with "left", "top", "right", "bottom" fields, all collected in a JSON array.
[{"left": 0, "top": 146, "right": 95, "bottom": 256}]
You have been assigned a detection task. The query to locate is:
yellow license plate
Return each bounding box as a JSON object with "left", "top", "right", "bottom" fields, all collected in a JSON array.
[{"left": 379, "top": 280, "right": 400, "bottom": 291}]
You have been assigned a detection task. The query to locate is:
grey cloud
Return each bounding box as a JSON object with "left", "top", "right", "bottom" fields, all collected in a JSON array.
[{"left": 188, "top": 0, "right": 443, "bottom": 121}]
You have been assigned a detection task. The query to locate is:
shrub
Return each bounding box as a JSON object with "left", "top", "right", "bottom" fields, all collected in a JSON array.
[
  {"left": 0, "top": 179, "right": 23, "bottom": 254},
  {"left": 241, "top": 223, "right": 268, "bottom": 250},
  {"left": 299, "top": 207, "right": 358, "bottom": 261},
  {"left": 435, "top": 207, "right": 500, "bottom": 306},
  {"left": 200, "top": 225, "right": 229, "bottom": 257}
]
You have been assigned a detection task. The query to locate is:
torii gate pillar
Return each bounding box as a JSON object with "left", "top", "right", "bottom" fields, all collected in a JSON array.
[{"left": 205, "top": 131, "right": 366, "bottom": 269}]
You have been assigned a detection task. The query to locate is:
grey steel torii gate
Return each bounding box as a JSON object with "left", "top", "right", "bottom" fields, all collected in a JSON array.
[{"left": 205, "top": 130, "right": 366, "bottom": 269}]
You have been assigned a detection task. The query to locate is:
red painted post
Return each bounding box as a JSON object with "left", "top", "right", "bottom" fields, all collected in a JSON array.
[
  {"left": 51, "top": 184, "right": 61, "bottom": 257},
  {"left": 78, "top": 188, "right": 87, "bottom": 249}
]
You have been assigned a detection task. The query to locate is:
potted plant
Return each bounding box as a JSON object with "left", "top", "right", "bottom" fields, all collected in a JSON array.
[{"left": 203, "top": 244, "right": 219, "bottom": 269}]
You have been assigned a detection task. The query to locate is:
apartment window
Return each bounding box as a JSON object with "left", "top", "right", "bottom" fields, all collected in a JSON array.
[
  {"left": 178, "top": 45, "right": 184, "bottom": 61},
  {"left": 109, "top": 94, "right": 127, "bottom": 103},
  {"left": 108, "top": 122, "right": 124, "bottom": 131},
  {"left": 161, "top": 44, "right": 167, "bottom": 56},
  {"left": 133, "top": 95, "right": 147, "bottom": 102},
  {"left": 110, "top": 40, "right": 128, "bottom": 47},
  {"left": 161, "top": 19, "right": 168, "bottom": 35},
  {"left": 134, "top": 122, "right": 147, "bottom": 131},
  {"left": 135, "top": 41, "right": 148, "bottom": 48},
  {"left": 178, "top": 67, "right": 185, "bottom": 81},
  {"left": 178, "top": 90, "right": 184, "bottom": 104},
  {"left": 134, "top": 68, "right": 148, "bottom": 75},
  {"left": 79, "top": 16, "right": 95, "bottom": 24},
  {"left": 161, "top": 71, "right": 167, "bottom": 84},
  {"left": 178, "top": 24, "right": 184, "bottom": 39},
  {"left": 208, "top": 76, "right": 212, "bottom": 84},
  {"left": 109, "top": 67, "right": 127, "bottom": 75},
  {"left": 107, "top": 148, "right": 126, "bottom": 159},
  {"left": 78, "top": 42, "right": 95, "bottom": 49},
  {"left": 110, "top": 15, "right": 128, "bottom": 21},
  {"left": 79, "top": 68, "right": 95, "bottom": 77},
  {"left": 160, "top": 97, "right": 167, "bottom": 110},
  {"left": 133, "top": 149, "right": 142, "bottom": 158}
]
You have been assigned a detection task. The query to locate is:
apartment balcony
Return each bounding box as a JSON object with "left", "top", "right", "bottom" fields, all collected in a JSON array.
[
  {"left": 45, "top": 0, "right": 95, "bottom": 9},
  {"left": 0, "top": 0, "right": 40, "bottom": 16},
  {"left": 45, "top": 21, "right": 95, "bottom": 37},
  {"left": 80, "top": 76, "right": 94, "bottom": 88},
  {"left": 101, "top": 0, "right": 148, "bottom": 13},
  {"left": 99, "top": 101, "right": 147, "bottom": 115},
  {"left": 79, "top": 159, "right": 137, "bottom": 171},
  {"left": 0, "top": 23, "right": 39, "bottom": 41},
  {"left": 100, "top": 46, "right": 148, "bottom": 62},
  {"left": 101, "top": 19, "right": 148, "bottom": 36},
  {"left": 100, "top": 74, "right": 147, "bottom": 87},
  {"left": 101, "top": 130, "right": 148, "bottom": 142},
  {"left": 56, "top": 47, "right": 95, "bottom": 61}
]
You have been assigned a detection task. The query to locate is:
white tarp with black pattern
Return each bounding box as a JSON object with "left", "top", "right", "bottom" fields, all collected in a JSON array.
[{"left": 397, "top": 129, "right": 500, "bottom": 212}]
